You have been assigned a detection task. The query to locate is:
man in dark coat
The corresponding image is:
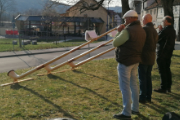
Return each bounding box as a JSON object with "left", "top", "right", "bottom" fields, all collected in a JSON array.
[
  {"left": 154, "top": 16, "right": 176, "bottom": 93},
  {"left": 138, "top": 14, "right": 158, "bottom": 103}
]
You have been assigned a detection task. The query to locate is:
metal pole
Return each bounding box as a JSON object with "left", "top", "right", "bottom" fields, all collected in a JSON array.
[
  {"left": 106, "top": 1, "right": 110, "bottom": 40},
  {"left": 19, "top": 33, "right": 22, "bottom": 48}
]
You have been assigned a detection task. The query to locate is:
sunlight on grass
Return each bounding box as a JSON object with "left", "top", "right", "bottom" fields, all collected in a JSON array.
[{"left": 0, "top": 51, "right": 180, "bottom": 120}]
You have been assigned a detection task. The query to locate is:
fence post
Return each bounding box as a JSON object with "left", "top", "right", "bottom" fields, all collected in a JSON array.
[{"left": 19, "top": 33, "right": 22, "bottom": 48}]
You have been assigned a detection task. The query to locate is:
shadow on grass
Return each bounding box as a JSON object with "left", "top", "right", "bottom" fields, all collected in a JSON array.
[
  {"left": 145, "top": 102, "right": 169, "bottom": 115},
  {"left": 47, "top": 74, "right": 121, "bottom": 107},
  {"left": 72, "top": 70, "right": 118, "bottom": 84},
  {"left": 138, "top": 113, "right": 150, "bottom": 120},
  {"left": 10, "top": 83, "right": 76, "bottom": 119},
  {"left": 172, "top": 54, "right": 180, "bottom": 58},
  {"left": 168, "top": 92, "right": 180, "bottom": 100}
]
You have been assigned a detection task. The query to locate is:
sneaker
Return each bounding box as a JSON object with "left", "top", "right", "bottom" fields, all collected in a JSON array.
[
  {"left": 154, "top": 88, "right": 167, "bottom": 93},
  {"left": 132, "top": 110, "right": 140, "bottom": 115},
  {"left": 113, "top": 113, "right": 131, "bottom": 119}
]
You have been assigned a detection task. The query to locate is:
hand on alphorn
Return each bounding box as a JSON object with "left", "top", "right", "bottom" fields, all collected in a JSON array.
[
  {"left": 158, "top": 25, "right": 163, "bottom": 31},
  {"left": 117, "top": 24, "right": 126, "bottom": 32}
]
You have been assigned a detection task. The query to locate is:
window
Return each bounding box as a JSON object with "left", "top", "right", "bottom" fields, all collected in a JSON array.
[
  {"left": 174, "top": 23, "right": 176, "bottom": 29},
  {"left": 174, "top": 6, "right": 177, "bottom": 12},
  {"left": 150, "top": 10, "right": 152, "bottom": 15},
  {"left": 161, "top": 8, "right": 162, "bottom": 13},
  {"left": 154, "top": 9, "right": 156, "bottom": 14},
  {"left": 84, "top": 14, "right": 87, "bottom": 17}
]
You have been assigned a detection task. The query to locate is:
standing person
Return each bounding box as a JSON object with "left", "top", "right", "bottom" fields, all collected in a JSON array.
[
  {"left": 138, "top": 14, "right": 158, "bottom": 104},
  {"left": 112, "top": 10, "right": 146, "bottom": 119},
  {"left": 154, "top": 16, "right": 176, "bottom": 93}
]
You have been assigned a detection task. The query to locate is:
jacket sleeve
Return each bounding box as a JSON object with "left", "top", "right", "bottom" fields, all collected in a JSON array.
[
  {"left": 158, "top": 28, "right": 175, "bottom": 58},
  {"left": 113, "top": 29, "right": 129, "bottom": 47}
]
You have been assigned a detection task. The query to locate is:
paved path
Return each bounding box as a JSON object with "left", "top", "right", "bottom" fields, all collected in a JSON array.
[
  {"left": 0, "top": 37, "right": 112, "bottom": 58},
  {"left": 0, "top": 37, "right": 114, "bottom": 73},
  {"left": 1, "top": 40, "right": 180, "bottom": 58},
  {"left": 0, "top": 38, "right": 180, "bottom": 73}
]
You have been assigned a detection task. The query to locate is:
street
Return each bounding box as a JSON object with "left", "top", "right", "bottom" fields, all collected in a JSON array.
[
  {"left": 0, "top": 45, "right": 115, "bottom": 73},
  {"left": 1, "top": 42, "right": 180, "bottom": 73}
]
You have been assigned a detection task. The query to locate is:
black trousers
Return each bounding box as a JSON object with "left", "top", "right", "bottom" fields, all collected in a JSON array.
[{"left": 156, "top": 57, "right": 172, "bottom": 90}]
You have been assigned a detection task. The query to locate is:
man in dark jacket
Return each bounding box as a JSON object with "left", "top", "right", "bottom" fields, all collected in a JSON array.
[
  {"left": 154, "top": 16, "right": 176, "bottom": 93},
  {"left": 138, "top": 14, "right": 158, "bottom": 103}
]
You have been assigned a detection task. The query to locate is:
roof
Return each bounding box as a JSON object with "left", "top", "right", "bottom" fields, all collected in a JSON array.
[
  {"left": 107, "top": 10, "right": 116, "bottom": 18},
  {"left": 15, "top": 15, "right": 52, "bottom": 21},
  {"left": 15, "top": 15, "right": 104, "bottom": 23},
  {"left": 145, "top": 0, "right": 180, "bottom": 10},
  {"left": 57, "top": 17, "right": 104, "bottom": 23}
]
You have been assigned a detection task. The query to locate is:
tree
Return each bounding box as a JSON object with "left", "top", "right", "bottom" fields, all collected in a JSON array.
[
  {"left": 24, "top": 9, "right": 41, "bottom": 16},
  {"left": 72, "top": 0, "right": 175, "bottom": 22},
  {"left": 0, "top": 0, "right": 16, "bottom": 22},
  {"left": 41, "top": 0, "right": 60, "bottom": 16},
  {"left": 161, "top": 0, "right": 174, "bottom": 24},
  {"left": 41, "top": 0, "right": 70, "bottom": 16},
  {"left": 121, "top": 0, "right": 130, "bottom": 15}
]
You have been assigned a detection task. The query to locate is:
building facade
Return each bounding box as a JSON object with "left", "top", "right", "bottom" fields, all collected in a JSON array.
[{"left": 142, "top": 0, "right": 180, "bottom": 37}]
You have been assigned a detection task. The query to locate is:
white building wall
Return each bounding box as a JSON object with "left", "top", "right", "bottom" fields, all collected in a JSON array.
[
  {"left": 142, "top": 5, "right": 180, "bottom": 35},
  {"left": 173, "top": 5, "right": 180, "bottom": 35}
]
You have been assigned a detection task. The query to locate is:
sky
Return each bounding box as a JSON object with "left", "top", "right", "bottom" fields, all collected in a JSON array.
[{"left": 52, "top": 0, "right": 122, "bottom": 7}]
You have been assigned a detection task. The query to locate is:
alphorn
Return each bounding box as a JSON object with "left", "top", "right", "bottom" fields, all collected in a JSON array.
[
  {"left": 38, "top": 38, "right": 114, "bottom": 75},
  {"left": 4, "top": 27, "right": 117, "bottom": 86}
]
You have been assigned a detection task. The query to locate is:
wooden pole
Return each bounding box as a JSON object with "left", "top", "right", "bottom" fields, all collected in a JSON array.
[
  {"left": 1, "top": 78, "right": 34, "bottom": 87},
  {"left": 47, "top": 39, "right": 113, "bottom": 72},
  {"left": 74, "top": 47, "right": 115, "bottom": 68}
]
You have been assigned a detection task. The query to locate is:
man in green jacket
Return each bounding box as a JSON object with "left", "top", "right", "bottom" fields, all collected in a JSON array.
[{"left": 113, "top": 10, "right": 146, "bottom": 119}]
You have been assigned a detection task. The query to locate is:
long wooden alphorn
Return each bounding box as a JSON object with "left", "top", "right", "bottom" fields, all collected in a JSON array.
[{"left": 6, "top": 27, "right": 117, "bottom": 83}]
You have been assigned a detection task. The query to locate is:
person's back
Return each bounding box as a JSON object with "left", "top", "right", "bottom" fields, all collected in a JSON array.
[
  {"left": 141, "top": 22, "right": 158, "bottom": 65},
  {"left": 116, "top": 20, "right": 146, "bottom": 66},
  {"left": 138, "top": 14, "right": 158, "bottom": 104},
  {"left": 157, "top": 25, "right": 176, "bottom": 59},
  {"left": 154, "top": 16, "right": 176, "bottom": 93},
  {"left": 113, "top": 10, "right": 146, "bottom": 120}
]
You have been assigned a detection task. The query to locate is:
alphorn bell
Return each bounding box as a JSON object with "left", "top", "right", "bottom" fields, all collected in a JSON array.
[{"left": 4, "top": 27, "right": 118, "bottom": 85}]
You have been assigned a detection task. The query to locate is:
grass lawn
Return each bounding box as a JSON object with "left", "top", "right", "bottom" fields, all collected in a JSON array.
[
  {"left": 0, "top": 51, "right": 180, "bottom": 120},
  {"left": 0, "top": 38, "right": 105, "bottom": 52}
]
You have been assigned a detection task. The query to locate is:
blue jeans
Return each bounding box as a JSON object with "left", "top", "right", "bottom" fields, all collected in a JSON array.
[
  {"left": 138, "top": 64, "right": 153, "bottom": 101},
  {"left": 117, "top": 63, "right": 139, "bottom": 116}
]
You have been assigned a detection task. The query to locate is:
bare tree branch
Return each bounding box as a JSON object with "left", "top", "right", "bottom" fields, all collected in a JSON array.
[
  {"left": 161, "top": 0, "right": 174, "bottom": 24},
  {"left": 79, "top": 0, "right": 105, "bottom": 13},
  {"left": 0, "top": 0, "right": 16, "bottom": 21}
]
